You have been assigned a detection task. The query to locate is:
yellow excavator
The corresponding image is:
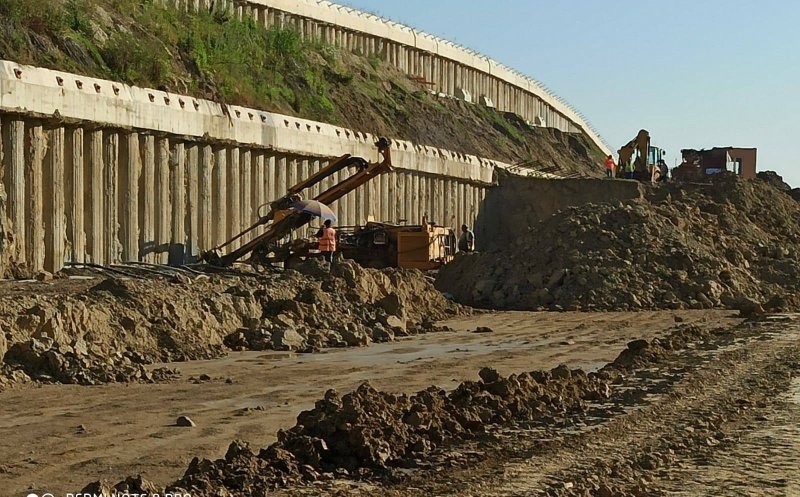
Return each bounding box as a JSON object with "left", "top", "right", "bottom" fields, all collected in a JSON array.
[
  {"left": 617, "top": 129, "right": 665, "bottom": 182},
  {"left": 617, "top": 129, "right": 650, "bottom": 179}
]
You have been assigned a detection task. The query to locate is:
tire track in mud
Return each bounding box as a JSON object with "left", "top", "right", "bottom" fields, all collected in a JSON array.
[
  {"left": 277, "top": 319, "right": 800, "bottom": 497},
  {"left": 658, "top": 345, "right": 800, "bottom": 496},
  {"left": 432, "top": 320, "right": 800, "bottom": 497}
]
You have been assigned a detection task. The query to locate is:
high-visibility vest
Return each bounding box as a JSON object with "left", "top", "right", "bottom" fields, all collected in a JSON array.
[
  {"left": 626, "top": 161, "right": 636, "bottom": 172},
  {"left": 319, "top": 227, "right": 336, "bottom": 252},
  {"left": 605, "top": 158, "right": 615, "bottom": 170}
]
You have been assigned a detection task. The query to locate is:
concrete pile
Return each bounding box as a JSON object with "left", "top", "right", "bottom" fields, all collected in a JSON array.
[
  {"left": 0, "top": 260, "right": 463, "bottom": 387},
  {"left": 437, "top": 174, "right": 800, "bottom": 311},
  {"left": 97, "top": 364, "right": 609, "bottom": 495}
]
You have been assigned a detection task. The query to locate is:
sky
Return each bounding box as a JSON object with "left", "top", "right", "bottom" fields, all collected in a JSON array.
[{"left": 341, "top": 0, "right": 800, "bottom": 186}]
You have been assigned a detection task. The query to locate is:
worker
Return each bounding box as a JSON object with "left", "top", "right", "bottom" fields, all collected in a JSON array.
[
  {"left": 625, "top": 160, "right": 636, "bottom": 180},
  {"left": 316, "top": 219, "right": 337, "bottom": 263},
  {"left": 604, "top": 155, "right": 616, "bottom": 178},
  {"left": 458, "top": 224, "right": 475, "bottom": 253}
]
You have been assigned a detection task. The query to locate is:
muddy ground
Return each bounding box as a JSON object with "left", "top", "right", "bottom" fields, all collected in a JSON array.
[
  {"left": 4, "top": 308, "right": 790, "bottom": 496},
  {"left": 269, "top": 314, "right": 800, "bottom": 497}
]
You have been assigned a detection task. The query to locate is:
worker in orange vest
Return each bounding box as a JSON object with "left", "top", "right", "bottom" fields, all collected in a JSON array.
[
  {"left": 604, "top": 155, "right": 616, "bottom": 178},
  {"left": 316, "top": 219, "right": 337, "bottom": 263}
]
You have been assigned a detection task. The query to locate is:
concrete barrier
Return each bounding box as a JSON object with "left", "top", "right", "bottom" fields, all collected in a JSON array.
[
  {"left": 0, "top": 62, "right": 521, "bottom": 273},
  {"left": 154, "top": 0, "right": 610, "bottom": 155}
]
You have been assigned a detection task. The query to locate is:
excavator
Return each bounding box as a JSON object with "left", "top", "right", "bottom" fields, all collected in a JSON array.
[
  {"left": 616, "top": 129, "right": 666, "bottom": 182},
  {"left": 200, "top": 138, "right": 456, "bottom": 270},
  {"left": 201, "top": 138, "right": 394, "bottom": 267}
]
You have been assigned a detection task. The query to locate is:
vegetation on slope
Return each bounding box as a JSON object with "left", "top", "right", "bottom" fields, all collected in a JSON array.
[{"left": 0, "top": 0, "right": 604, "bottom": 175}]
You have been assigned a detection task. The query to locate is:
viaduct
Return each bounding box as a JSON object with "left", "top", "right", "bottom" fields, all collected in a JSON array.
[{"left": 0, "top": 0, "right": 609, "bottom": 274}]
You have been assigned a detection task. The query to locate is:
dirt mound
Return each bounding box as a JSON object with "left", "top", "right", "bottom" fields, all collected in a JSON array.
[
  {"left": 90, "top": 363, "right": 609, "bottom": 495},
  {"left": 437, "top": 174, "right": 800, "bottom": 311},
  {"left": 0, "top": 260, "right": 464, "bottom": 387},
  {"left": 85, "top": 322, "right": 721, "bottom": 496},
  {"left": 756, "top": 170, "right": 793, "bottom": 191}
]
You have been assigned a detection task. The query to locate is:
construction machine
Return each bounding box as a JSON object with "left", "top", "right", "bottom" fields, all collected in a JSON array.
[
  {"left": 617, "top": 129, "right": 650, "bottom": 180},
  {"left": 617, "top": 129, "right": 667, "bottom": 182},
  {"left": 337, "top": 219, "right": 456, "bottom": 270},
  {"left": 201, "top": 138, "right": 393, "bottom": 267}
]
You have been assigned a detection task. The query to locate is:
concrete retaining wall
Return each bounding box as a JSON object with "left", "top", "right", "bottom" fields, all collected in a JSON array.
[
  {"left": 0, "top": 62, "right": 499, "bottom": 273},
  {"left": 154, "top": 0, "right": 610, "bottom": 155},
  {"left": 476, "top": 171, "right": 645, "bottom": 251}
]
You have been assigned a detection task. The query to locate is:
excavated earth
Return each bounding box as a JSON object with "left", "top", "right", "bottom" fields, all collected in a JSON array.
[
  {"left": 75, "top": 314, "right": 800, "bottom": 497},
  {"left": 0, "top": 259, "right": 463, "bottom": 388},
  {"left": 437, "top": 173, "right": 800, "bottom": 312}
]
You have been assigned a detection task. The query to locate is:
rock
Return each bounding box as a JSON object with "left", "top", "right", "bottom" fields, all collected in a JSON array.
[
  {"left": 627, "top": 339, "right": 649, "bottom": 351},
  {"left": 597, "top": 483, "right": 615, "bottom": 497},
  {"left": 340, "top": 328, "right": 370, "bottom": 347},
  {"left": 176, "top": 415, "right": 196, "bottom": 427},
  {"left": 377, "top": 293, "right": 404, "bottom": 316},
  {"left": 478, "top": 367, "right": 501, "bottom": 383},
  {"left": 114, "top": 475, "right": 161, "bottom": 494},
  {"left": 34, "top": 271, "right": 54, "bottom": 281},
  {"left": 71, "top": 337, "right": 89, "bottom": 357},
  {"left": 705, "top": 280, "right": 725, "bottom": 301},
  {"left": 473, "top": 326, "right": 494, "bottom": 333},
  {"left": 270, "top": 328, "right": 306, "bottom": 351},
  {"left": 550, "top": 364, "right": 572, "bottom": 380},
  {"left": 734, "top": 296, "right": 765, "bottom": 318},
  {"left": 546, "top": 269, "right": 567, "bottom": 289},
  {"left": 370, "top": 326, "right": 394, "bottom": 343},
  {"left": 80, "top": 480, "right": 117, "bottom": 496},
  {"left": 381, "top": 315, "right": 407, "bottom": 332}
]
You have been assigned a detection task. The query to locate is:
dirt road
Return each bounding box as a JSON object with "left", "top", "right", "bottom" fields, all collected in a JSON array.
[
  {"left": 0, "top": 310, "right": 730, "bottom": 496},
  {"left": 272, "top": 315, "right": 800, "bottom": 497}
]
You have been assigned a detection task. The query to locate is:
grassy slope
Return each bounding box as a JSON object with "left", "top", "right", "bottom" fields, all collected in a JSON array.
[{"left": 0, "top": 0, "right": 604, "bottom": 175}]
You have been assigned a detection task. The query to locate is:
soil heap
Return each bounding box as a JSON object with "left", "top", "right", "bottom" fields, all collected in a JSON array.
[
  {"left": 0, "top": 259, "right": 464, "bottom": 387},
  {"left": 83, "top": 362, "right": 611, "bottom": 496},
  {"left": 437, "top": 174, "right": 800, "bottom": 311}
]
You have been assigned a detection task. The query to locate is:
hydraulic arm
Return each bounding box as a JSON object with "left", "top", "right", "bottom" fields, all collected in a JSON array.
[{"left": 201, "top": 137, "right": 393, "bottom": 267}]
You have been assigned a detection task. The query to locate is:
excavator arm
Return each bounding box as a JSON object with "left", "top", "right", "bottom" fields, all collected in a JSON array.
[
  {"left": 201, "top": 138, "right": 393, "bottom": 267},
  {"left": 617, "top": 129, "right": 651, "bottom": 177}
]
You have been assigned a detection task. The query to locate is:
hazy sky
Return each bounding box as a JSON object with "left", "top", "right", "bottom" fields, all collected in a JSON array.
[{"left": 341, "top": 0, "right": 800, "bottom": 186}]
